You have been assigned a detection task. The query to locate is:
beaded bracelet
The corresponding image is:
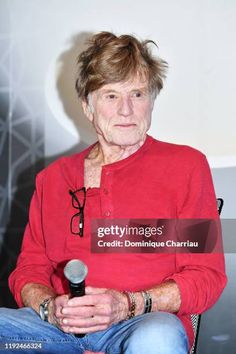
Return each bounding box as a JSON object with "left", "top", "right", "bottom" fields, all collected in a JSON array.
[
  {"left": 141, "top": 291, "right": 152, "bottom": 313},
  {"left": 123, "top": 291, "right": 136, "bottom": 319}
]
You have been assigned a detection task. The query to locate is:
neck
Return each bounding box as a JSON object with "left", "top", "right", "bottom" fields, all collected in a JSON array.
[{"left": 88, "top": 135, "right": 147, "bottom": 165}]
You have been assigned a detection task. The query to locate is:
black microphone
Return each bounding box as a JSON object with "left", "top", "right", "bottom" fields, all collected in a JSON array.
[
  {"left": 64, "top": 259, "right": 88, "bottom": 338},
  {"left": 64, "top": 259, "right": 88, "bottom": 298}
]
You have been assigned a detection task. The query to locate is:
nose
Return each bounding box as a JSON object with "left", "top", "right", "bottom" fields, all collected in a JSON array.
[{"left": 117, "top": 96, "right": 133, "bottom": 117}]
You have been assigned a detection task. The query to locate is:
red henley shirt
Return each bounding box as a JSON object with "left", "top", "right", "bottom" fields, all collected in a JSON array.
[{"left": 9, "top": 135, "right": 227, "bottom": 347}]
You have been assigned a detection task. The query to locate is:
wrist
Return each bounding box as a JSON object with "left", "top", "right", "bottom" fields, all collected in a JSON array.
[
  {"left": 133, "top": 292, "right": 145, "bottom": 315},
  {"left": 39, "top": 296, "right": 55, "bottom": 323},
  {"left": 47, "top": 297, "right": 57, "bottom": 325}
]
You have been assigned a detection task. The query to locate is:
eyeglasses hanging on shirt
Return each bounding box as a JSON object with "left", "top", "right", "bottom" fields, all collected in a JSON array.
[{"left": 69, "top": 187, "right": 86, "bottom": 237}]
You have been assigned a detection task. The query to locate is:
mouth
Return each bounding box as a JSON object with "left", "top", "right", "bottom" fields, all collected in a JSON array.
[{"left": 114, "top": 124, "right": 136, "bottom": 128}]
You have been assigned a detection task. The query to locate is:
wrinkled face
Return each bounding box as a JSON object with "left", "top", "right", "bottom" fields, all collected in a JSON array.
[{"left": 82, "top": 77, "right": 154, "bottom": 147}]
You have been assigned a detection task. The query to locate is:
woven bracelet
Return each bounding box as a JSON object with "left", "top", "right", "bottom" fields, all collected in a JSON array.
[{"left": 123, "top": 291, "right": 136, "bottom": 319}]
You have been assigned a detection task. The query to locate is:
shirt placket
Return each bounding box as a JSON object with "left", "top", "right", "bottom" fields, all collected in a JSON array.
[{"left": 100, "top": 168, "right": 114, "bottom": 218}]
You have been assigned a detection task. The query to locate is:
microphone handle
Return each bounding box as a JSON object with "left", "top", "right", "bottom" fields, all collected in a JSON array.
[
  {"left": 69, "top": 280, "right": 86, "bottom": 338},
  {"left": 69, "top": 280, "right": 85, "bottom": 297}
]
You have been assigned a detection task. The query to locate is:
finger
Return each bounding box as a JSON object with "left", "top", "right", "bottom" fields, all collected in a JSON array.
[
  {"left": 61, "top": 304, "right": 109, "bottom": 318},
  {"left": 55, "top": 305, "right": 64, "bottom": 319},
  {"left": 54, "top": 294, "right": 70, "bottom": 318},
  {"left": 62, "top": 306, "right": 94, "bottom": 317},
  {"left": 67, "top": 293, "right": 107, "bottom": 307},
  {"left": 62, "top": 315, "right": 109, "bottom": 328},
  {"left": 54, "top": 294, "right": 70, "bottom": 307},
  {"left": 52, "top": 316, "right": 70, "bottom": 333},
  {"left": 85, "top": 286, "right": 107, "bottom": 295}
]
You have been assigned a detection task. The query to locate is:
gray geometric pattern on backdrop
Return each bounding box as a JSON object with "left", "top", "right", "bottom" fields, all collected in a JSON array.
[{"left": 0, "top": 34, "right": 45, "bottom": 307}]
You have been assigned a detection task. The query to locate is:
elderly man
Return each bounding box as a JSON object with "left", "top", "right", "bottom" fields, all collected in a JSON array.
[{"left": 0, "top": 32, "right": 226, "bottom": 354}]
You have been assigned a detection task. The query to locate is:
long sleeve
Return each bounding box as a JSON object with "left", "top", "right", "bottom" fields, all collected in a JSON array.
[
  {"left": 9, "top": 172, "right": 54, "bottom": 307},
  {"left": 167, "top": 154, "right": 227, "bottom": 315}
]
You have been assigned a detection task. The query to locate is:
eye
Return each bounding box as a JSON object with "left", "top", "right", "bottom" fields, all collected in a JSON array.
[
  {"left": 105, "top": 94, "right": 117, "bottom": 100},
  {"left": 132, "top": 91, "right": 142, "bottom": 98}
]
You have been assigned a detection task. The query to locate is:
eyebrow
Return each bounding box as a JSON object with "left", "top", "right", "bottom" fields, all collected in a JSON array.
[
  {"left": 99, "top": 86, "right": 149, "bottom": 94},
  {"left": 99, "top": 89, "right": 118, "bottom": 94}
]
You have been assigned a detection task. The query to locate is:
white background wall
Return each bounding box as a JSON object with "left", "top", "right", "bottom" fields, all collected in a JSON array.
[{"left": 6, "top": 0, "right": 236, "bottom": 168}]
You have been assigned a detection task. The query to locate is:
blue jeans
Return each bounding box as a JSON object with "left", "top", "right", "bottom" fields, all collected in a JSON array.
[{"left": 0, "top": 307, "right": 189, "bottom": 354}]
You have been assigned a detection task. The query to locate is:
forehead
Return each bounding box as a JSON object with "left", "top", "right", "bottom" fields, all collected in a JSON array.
[{"left": 97, "top": 76, "right": 149, "bottom": 94}]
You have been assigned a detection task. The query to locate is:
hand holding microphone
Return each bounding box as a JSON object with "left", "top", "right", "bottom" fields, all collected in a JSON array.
[{"left": 62, "top": 259, "right": 124, "bottom": 336}]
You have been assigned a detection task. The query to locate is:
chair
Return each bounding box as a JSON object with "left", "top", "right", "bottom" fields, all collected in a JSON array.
[{"left": 190, "top": 198, "right": 224, "bottom": 354}]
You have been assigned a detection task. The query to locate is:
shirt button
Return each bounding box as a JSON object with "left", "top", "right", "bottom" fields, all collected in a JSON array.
[
  {"left": 105, "top": 171, "right": 110, "bottom": 176},
  {"left": 105, "top": 210, "right": 111, "bottom": 217},
  {"left": 103, "top": 188, "right": 109, "bottom": 195}
]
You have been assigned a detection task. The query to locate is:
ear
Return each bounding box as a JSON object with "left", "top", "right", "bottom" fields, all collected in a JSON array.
[{"left": 82, "top": 100, "right": 94, "bottom": 122}]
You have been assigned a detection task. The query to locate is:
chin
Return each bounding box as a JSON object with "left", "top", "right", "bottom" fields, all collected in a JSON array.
[{"left": 108, "top": 132, "right": 145, "bottom": 147}]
